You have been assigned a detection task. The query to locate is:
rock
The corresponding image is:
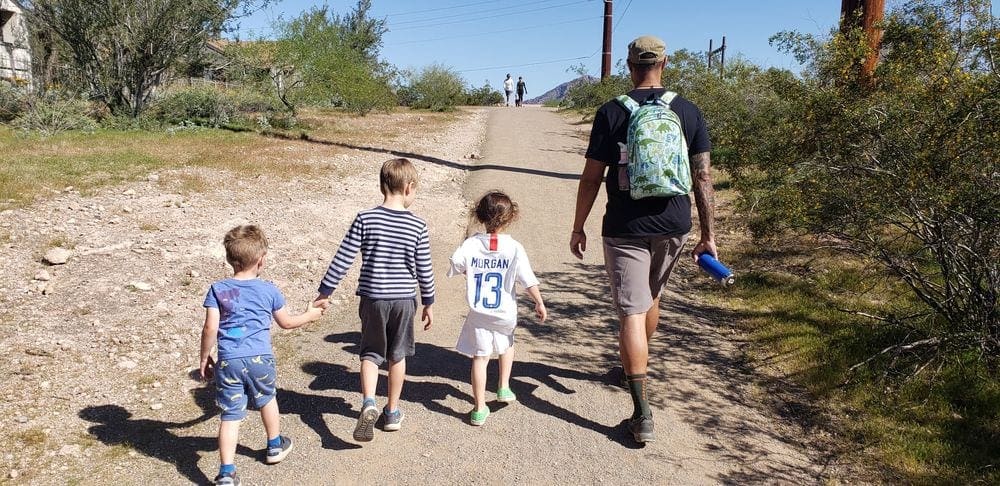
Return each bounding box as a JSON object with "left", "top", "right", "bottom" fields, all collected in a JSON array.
[
  {"left": 63, "top": 186, "right": 74, "bottom": 192},
  {"left": 122, "top": 206, "right": 133, "bottom": 214},
  {"left": 35, "top": 282, "right": 48, "bottom": 293},
  {"left": 43, "top": 248, "right": 72, "bottom": 265},
  {"left": 150, "top": 403, "right": 163, "bottom": 411},
  {"left": 147, "top": 173, "right": 160, "bottom": 182},
  {"left": 128, "top": 281, "right": 153, "bottom": 292},
  {"left": 40, "top": 381, "right": 50, "bottom": 389},
  {"left": 34, "top": 270, "right": 51, "bottom": 281},
  {"left": 122, "top": 189, "right": 136, "bottom": 196},
  {"left": 9, "top": 470, "right": 17, "bottom": 479},
  {"left": 152, "top": 381, "right": 161, "bottom": 388},
  {"left": 187, "top": 269, "right": 200, "bottom": 278},
  {"left": 58, "top": 444, "right": 81, "bottom": 457},
  {"left": 118, "top": 360, "right": 138, "bottom": 369}
]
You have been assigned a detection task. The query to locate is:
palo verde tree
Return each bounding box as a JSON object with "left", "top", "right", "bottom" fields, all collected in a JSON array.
[{"left": 24, "top": 0, "right": 269, "bottom": 117}]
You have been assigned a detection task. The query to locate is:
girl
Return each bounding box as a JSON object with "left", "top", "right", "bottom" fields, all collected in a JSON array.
[{"left": 448, "top": 191, "right": 547, "bottom": 426}]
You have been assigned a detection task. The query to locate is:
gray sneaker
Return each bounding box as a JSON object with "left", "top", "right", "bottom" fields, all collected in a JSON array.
[
  {"left": 214, "top": 471, "right": 240, "bottom": 486},
  {"left": 382, "top": 407, "right": 404, "bottom": 432},
  {"left": 266, "top": 435, "right": 293, "bottom": 464},
  {"left": 353, "top": 399, "right": 378, "bottom": 442},
  {"left": 628, "top": 416, "right": 655, "bottom": 443}
]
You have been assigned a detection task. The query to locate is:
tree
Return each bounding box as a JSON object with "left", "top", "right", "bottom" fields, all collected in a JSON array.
[
  {"left": 229, "top": 2, "right": 393, "bottom": 115},
  {"left": 730, "top": 0, "right": 999, "bottom": 369},
  {"left": 23, "top": 0, "right": 268, "bottom": 117},
  {"left": 400, "top": 64, "right": 466, "bottom": 111}
]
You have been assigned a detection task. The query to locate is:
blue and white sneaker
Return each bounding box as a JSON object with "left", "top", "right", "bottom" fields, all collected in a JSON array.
[
  {"left": 214, "top": 471, "right": 240, "bottom": 486},
  {"left": 353, "top": 398, "right": 378, "bottom": 442},
  {"left": 266, "top": 435, "right": 293, "bottom": 464},
  {"left": 382, "top": 407, "right": 404, "bottom": 432}
]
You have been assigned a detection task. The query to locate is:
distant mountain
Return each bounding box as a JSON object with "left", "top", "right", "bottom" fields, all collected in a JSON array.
[{"left": 527, "top": 75, "right": 597, "bottom": 104}]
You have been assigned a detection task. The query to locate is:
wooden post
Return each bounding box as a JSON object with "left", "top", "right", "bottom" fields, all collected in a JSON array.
[
  {"left": 708, "top": 39, "right": 713, "bottom": 68},
  {"left": 720, "top": 36, "right": 726, "bottom": 77},
  {"left": 601, "top": 0, "right": 612, "bottom": 80}
]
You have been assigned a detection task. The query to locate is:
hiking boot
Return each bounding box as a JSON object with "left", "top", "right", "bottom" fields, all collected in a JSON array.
[
  {"left": 628, "top": 415, "right": 656, "bottom": 443},
  {"left": 214, "top": 471, "right": 240, "bottom": 486},
  {"left": 496, "top": 387, "right": 516, "bottom": 403},
  {"left": 353, "top": 399, "right": 378, "bottom": 442},
  {"left": 382, "top": 407, "right": 404, "bottom": 432},
  {"left": 266, "top": 435, "right": 293, "bottom": 464},
  {"left": 470, "top": 407, "right": 490, "bottom": 426}
]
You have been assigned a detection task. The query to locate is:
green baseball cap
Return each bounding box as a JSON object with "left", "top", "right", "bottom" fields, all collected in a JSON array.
[{"left": 628, "top": 35, "right": 666, "bottom": 65}]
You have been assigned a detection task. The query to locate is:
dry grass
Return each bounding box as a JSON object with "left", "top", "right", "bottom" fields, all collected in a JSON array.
[{"left": 0, "top": 106, "right": 454, "bottom": 209}]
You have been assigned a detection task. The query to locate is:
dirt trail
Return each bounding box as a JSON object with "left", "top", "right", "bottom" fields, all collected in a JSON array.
[{"left": 1, "top": 106, "right": 842, "bottom": 485}]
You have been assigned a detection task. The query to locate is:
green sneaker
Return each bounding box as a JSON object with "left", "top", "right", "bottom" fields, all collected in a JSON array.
[
  {"left": 496, "top": 387, "right": 516, "bottom": 403},
  {"left": 470, "top": 407, "right": 490, "bottom": 426}
]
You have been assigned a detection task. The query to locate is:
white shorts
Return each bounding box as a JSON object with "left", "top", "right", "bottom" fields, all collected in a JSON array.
[{"left": 455, "top": 323, "right": 514, "bottom": 357}]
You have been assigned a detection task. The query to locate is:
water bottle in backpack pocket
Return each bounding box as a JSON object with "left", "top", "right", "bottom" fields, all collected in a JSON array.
[{"left": 616, "top": 92, "right": 692, "bottom": 199}]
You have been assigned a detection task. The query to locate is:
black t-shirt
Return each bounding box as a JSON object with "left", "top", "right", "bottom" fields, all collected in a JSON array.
[{"left": 584, "top": 88, "right": 711, "bottom": 238}]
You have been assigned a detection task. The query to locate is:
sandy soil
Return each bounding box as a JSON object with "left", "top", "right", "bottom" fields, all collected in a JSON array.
[{"left": 0, "top": 106, "right": 852, "bottom": 485}]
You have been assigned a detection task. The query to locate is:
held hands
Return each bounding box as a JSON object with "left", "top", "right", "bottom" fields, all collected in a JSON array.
[
  {"left": 570, "top": 230, "right": 587, "bottom": 260},
  {"left": 306, "top": 298, "right": 329, "bottom": 321},
  {"left": 691, "top": 238, "right": 718, "bottom": 261},
  {"left": 421, "top": 306, "right": 433, "bottom": 330}
]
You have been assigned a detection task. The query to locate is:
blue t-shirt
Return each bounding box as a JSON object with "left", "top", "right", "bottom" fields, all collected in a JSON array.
[{"left": 203, "top": 278, "right": 286, "bottom": 360}]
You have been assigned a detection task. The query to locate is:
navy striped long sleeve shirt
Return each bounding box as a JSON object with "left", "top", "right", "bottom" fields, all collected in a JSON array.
[{"left": 318, "top": 206, "right": 436, "bottom": 305}]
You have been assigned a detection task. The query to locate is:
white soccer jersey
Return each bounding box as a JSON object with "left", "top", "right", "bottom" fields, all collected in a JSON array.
[{"left": 448, "top": 233, "right": 539, "bottom": 333}]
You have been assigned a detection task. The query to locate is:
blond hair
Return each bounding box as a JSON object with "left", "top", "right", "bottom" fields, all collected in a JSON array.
[
  {"left": 223, "top": 225, "right": 268, "bottom": 272},
  {"left": 380, "top": 158, "right": 418, "bottom": 195},
  {"left": 474, "top": 190, "right": 519, "bottom": 233}
]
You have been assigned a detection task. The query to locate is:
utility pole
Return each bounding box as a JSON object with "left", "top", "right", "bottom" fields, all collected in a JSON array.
[
  {"left": 840, "top": 0, "right": 885, "bottom": 81},
  {"left": 707, "top": 36, "right": 726, "bottom": 77},
  {"left": 601, "top": 0, "right": 612, "bottom": 79}
]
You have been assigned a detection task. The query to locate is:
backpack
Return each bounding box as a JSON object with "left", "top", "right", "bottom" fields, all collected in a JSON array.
[{"left": 615, "top": 91, "right": 691, "bottom": 199}]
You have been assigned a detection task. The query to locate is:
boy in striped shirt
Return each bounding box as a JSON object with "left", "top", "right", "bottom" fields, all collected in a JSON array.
[{"left": 314, "top": 158, "right": 435, "bottom": 442}]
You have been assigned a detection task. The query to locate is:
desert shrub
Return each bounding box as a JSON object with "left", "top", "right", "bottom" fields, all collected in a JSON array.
[
  {"left": 402, "top": 64, "right": 466, "bottom": 111},
  {"left": 465, "top": 81, "right": 503, "bottom": 106},
  {"left": 13, "top": 95, "right": 97, "bottom": 134},
  {"left": 0, "top": 83, "right": 27, "bottom": 122},
  {"left": 151, "top": 87, "right": 238, "bottom": 127},
  {"left": 563, "top": 75, "right": 630, "bottom": 110}
]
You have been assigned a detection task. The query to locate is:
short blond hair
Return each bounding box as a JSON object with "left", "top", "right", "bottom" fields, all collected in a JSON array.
[
  {"left": 380, "top": 158, "right": 418, "bottom": 195},
  {"left": 223, "top": 225, "right": 268, "bottom": 272}
]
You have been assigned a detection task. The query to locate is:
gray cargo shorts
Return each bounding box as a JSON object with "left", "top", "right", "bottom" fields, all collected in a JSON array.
[
  {"left": 602, "top": 234, "right": 688, "bottom": 317},
  {"left": 358, "top": 297, "right": 417, "bottom": 366}
]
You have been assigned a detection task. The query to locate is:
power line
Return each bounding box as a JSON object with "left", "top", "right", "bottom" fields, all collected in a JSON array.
[
  {"left": 384, "top": 0, "right": 498, "bottom": 17},
  {"left": 395, "top": 16, "right": 599, "bottom": 45},
  {"left": 613, "top": 0, "right": 634, "bottom": 33},
  {"left": 391, "top": 0, "right": 595, "bottom": 30},
  {"left": 458, "top": 54, "right": 596, "bottom": 73}
]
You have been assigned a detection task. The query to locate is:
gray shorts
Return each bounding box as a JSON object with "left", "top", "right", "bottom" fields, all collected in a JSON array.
[
  {"left": 359, "top": 297, "right": 416, "bottom": 366},
  {"left": 603, "top": 235, "right": 688, "bottom": 317}
]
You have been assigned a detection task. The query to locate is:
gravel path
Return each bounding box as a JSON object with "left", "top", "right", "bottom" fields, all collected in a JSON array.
[{"left": 1, "top": 106, "right": 844, "bottom": 485}]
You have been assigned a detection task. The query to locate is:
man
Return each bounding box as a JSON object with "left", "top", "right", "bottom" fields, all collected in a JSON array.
[
  {"left": 503, "top": 74, "right": 514, "bottom": 107},
  {"left": 516, "top": 76, "right": 527, "bottom": 107},
  {"left": 570, "top": 35, "right": 717, "bottom": 444}
]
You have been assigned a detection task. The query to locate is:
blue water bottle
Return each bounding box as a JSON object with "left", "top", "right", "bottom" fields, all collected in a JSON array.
[{"left": 697, "top": 253, "right": 736, "bottom": 286}]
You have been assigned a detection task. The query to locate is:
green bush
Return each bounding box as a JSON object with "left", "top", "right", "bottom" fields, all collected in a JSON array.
[
  {"left": 465, "top": 81, "right": 503, "bottom": 106},
  {"left": 13, "top": 96, "right": 97, "bottom": 134},
  {"left": 152, "top": 87, "right": 238, "bottom": 127},
  {"left": 563, "top": 75, "right": 631, "bottom": 110},
  {"left": 402, "top": 64, "right": 466, "bottom": 112},
  {"left": 0, "top": 83, "right": 26, "bottom": 122}
]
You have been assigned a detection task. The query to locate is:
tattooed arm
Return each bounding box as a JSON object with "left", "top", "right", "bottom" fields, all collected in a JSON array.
[{"left": 689, "top": 151, "right": 718, "bottom": 260}]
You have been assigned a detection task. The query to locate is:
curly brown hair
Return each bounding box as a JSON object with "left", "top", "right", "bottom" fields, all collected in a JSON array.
[{"left": 474, "top": 190, "right": 519, "bottom": 233}]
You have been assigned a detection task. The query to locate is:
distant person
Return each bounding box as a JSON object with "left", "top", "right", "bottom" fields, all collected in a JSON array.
[
  {"left": 570, "top": 35, "right": 717, "bottom": 444},
  {"left": 503, "top": 73, "right": 515, "bottom": 106},
  {"left": 313, "top": 158, "right": 436, "bottom": 443},
  {"left": 516, "top": 76, "right": 527, "bottom": 107},
  {"left": 449, "top": 191, "right": 547, "bottom": 426},
  {"left": 200, "top": 225, "right": 326, "bottom": 486}
]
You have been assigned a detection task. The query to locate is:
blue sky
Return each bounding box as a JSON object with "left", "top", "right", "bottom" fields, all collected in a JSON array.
[{"left": 235, "top": 0, "right": 850, "bottom": 95}]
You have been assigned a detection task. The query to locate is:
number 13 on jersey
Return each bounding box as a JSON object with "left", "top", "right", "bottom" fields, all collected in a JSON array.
[{"left": 473, "top": 272, "right": 503, "bottom": 309}]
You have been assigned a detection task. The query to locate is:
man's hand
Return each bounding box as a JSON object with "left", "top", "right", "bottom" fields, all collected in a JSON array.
[
  {"left": 570, "top": 230, "right": 587, "bottom": 260},
  {"left": 691, "top": 238, "right": 718, "bottom": 261},
  {"left": 312, "top": 294, "right": 330, "bottom": 310},
  {"left": 421, "top": 305, "right": 433, "bottom": 330}
]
